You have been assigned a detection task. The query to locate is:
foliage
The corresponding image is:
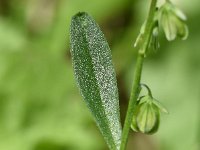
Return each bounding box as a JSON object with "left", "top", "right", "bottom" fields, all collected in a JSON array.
[
  {"left": 70, "top": 12, "right": 121, "bottom": 149},
  {"left": 0, "top": 0, "right": 199, "bottom": 150}
]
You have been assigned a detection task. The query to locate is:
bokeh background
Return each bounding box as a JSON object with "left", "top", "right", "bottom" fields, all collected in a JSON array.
[{"left": 0, "top": 0, "right": 199, "bottom": 150}]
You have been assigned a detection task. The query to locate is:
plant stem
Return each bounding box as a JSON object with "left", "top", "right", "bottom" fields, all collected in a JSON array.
[
  {"left": 140, "top": 83, "right": 153, "bottom": 98},
  {"left": 120, "top": 54, "right": 144, "bottom": 150},
  {"left": 120, "top": 0, "right": 157, "bottom": 150}
]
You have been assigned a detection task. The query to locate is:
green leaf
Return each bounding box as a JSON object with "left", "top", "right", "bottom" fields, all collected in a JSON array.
[{"left": 70, "top": 12, "right": 122, "bottom": 150}]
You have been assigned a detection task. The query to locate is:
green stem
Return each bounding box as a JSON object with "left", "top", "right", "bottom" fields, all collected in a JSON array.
[
  {"left": 120, "top": 54, "right": 144, "bottom": 150},
  {"left": 120, "top": 0, "right": 157, "bottom": 150},
  {"left": 140, "top": 83, "right": 153, "bottom": 98}
]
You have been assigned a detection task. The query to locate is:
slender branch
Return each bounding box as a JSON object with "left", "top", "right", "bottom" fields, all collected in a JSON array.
[
  {"left": 120, "top": 54, "right": 144, "bottom": 150},
  {"left": 140, "top": 83, "right": 153, "bottom": 98},
  {"left": 120, "top": 0, "right": 157, "bottom": 150}
]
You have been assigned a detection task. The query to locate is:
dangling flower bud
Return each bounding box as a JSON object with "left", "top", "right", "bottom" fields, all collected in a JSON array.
[
  {"left": 131, "top": 95, "right": 160, "bottom": 134},
  {"left": 134, "top": 8, "right": 160, "bottom": 56},
  {"left": 149, "top": 20, "right": 160, "bottom": 52},
  {"left": 131, "top": 84, "right": 168, "bottom": 134},
  {"left": 159, "top": 1, "right": 189, "bottom": 41}
]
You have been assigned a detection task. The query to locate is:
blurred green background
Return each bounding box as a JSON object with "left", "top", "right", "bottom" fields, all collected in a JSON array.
[{"left": 0, "top": 0, "right": 199, "bottom": 150}]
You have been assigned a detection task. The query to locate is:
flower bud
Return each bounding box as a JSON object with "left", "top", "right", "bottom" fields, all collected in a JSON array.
[
  {"left": 150, "top": 21, "right": 160, "bottom": 51},
  {"left": 131, "top": 95, "right": 160, "bottom": 134},
  {"left": 159, "top": 1, "right": 188, "bottom": 41},
  {"left": 131, "top": 93, "right": 168, "bottom": 134}
]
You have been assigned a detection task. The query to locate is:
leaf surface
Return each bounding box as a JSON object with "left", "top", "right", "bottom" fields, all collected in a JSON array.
[{"left": 70, "top": 12, "right": 122, "bottom": 150}]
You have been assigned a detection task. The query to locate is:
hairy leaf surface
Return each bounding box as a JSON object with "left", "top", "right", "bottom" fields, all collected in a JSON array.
[{"left": 70, "top": 12, "right": 121, "bottom": 150}]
